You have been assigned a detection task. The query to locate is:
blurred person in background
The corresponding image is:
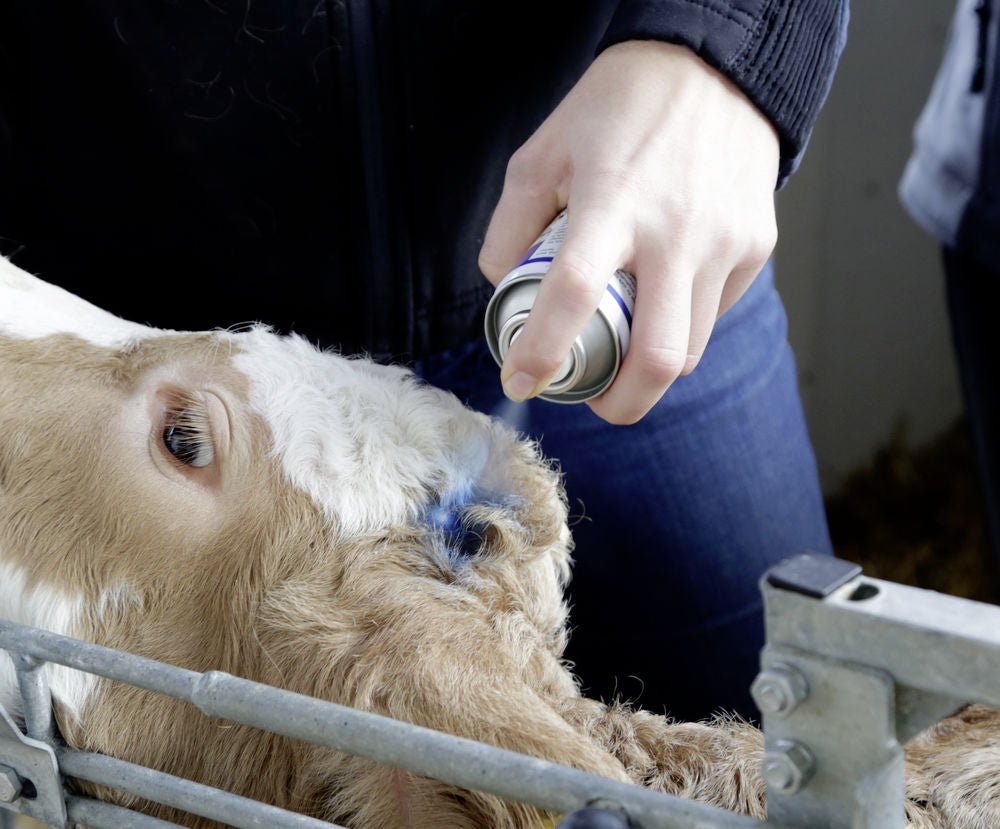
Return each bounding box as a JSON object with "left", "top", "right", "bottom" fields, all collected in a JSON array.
[{"left": 900, "top": 0, "right": 1000, "bottom": 565}]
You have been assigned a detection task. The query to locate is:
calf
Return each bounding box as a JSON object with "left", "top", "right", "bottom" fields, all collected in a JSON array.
[{"left": 0, "top": 258, "right": 996, "bottom": 828}]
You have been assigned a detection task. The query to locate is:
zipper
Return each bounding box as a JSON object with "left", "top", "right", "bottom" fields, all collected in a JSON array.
[
  {"left": 980, "top": 6, "right": 1000, "bottom": 201},
  {"left": 972, "top": 0, "right": 993, "bottom": 93},
  {"left": 344, "top": 0, "right": 396, "bottom": 360}
]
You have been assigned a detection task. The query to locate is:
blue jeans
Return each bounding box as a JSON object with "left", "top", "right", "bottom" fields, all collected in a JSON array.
[{"left": 415, "top": 262, "right": 832, "bottom": 722}]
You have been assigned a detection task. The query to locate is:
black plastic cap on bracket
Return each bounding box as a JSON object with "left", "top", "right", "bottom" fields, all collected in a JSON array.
[
  {"left": 557, "top": 808, "right": 632, "bottom": 829},
  {"left": 766, "top": 553, "right": 863, "bottom": 599}
]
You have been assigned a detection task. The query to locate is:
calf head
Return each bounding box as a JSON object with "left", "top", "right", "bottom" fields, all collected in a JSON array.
[{"left": 0, "top": 260, "right": 622, "bottom": 826}]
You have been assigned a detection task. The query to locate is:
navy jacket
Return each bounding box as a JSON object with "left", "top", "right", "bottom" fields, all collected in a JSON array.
[{"left": 0, "top": 1, "right": 847, "bottom": 362}]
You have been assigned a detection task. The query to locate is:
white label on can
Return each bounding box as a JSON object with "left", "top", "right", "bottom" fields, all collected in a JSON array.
[{"left": 500, "top": 211, "right": 570, "bottom": 284}]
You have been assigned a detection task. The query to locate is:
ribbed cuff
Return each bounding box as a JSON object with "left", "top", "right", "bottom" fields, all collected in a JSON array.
[{"left": 598, "top": 0, "right": 849, "bottom": 186}]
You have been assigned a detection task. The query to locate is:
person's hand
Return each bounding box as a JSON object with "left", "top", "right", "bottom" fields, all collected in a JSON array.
[{"left": 478, "top": 40, "right": 781, "bottom": 425}]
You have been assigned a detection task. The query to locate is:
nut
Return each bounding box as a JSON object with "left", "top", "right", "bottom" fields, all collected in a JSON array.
[
  {"left": 762, "top": 739, "right": 815, "bottom": 794},
  {"left": 751, "top": 663, "right": 809, "bottom": 717},
  {"left": 0, "top": 764, "right": 21, "bottom": 803}
]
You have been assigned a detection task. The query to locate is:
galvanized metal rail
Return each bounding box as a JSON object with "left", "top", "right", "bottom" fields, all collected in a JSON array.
[
  {"left": 0, "top": 619, "right": 761, "bottom": 829},
  {"left": 1, "top": 554, "right": 999, "bottom": 828}
]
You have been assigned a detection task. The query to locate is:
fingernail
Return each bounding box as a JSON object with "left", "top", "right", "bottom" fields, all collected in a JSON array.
[{"left": 502, "top": 371, "right": 539, "bottom": 402}]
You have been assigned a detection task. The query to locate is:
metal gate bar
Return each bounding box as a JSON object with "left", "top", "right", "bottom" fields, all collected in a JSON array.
[
  {"left": 15, "top": 655, "right": 55, "bottom": 744},
  {"left": 58, "top": 750, "right": 343, "bottom": 829},
  {"left": 5, "top": 790, "right": 201, "bottom": 828},
  {"left": 0, "top": 620, "right": 762, "bottom": 829},
  {"left": 65, "top": 796, "right": 185, "bottom": 828}
]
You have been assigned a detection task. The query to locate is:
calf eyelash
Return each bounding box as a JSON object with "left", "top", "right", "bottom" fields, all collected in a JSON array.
[{"left": 162, "top": 391, "right": 215, "bottom": 469}]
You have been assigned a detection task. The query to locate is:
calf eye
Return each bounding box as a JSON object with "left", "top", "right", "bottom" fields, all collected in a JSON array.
[{"left": 162, "top": 394, "right": 215, "bottom": 468}]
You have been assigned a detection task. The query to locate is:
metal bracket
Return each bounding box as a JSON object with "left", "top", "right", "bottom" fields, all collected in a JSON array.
[
  {"left": 753, "top": 553, "right": 1000, "bottom": 829},
  {"left": 0, "top": 702, "right": 67, "bottom": 826},
  {"left": 758, "top": 647, "right": 903, "bottom": 828}
]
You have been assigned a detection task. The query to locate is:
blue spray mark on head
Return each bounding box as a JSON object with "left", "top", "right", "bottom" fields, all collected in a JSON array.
[
  {"left": 424, "top": 491, "right": 487, "bottom": 560},
  {"left": 423, "top": 481, "right": 523, "bottom": 563},
  {"left": 419, "top": 414, "right": 527, "bottom": 563}
]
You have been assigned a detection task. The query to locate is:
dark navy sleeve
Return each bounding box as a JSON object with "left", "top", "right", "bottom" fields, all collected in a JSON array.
[{"left": 598, "top": 0, "right": 849, "bottom": 185}]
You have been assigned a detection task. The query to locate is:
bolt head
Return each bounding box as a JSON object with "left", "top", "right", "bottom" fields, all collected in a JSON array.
[
  {"left": 753, "top": 679, "right": 789, "bottom": 714},
  {"left": 751, "top": 663, "right": 809, "bottom": 717},
  {"left": 762, "top": 740, "right": 815, "bottom": 794},
  {"left": 0, "top": 764, "right": 21, "bottom": 803},
  {"left": 763, "top": 755, "right": 796, "bottom": 791}
]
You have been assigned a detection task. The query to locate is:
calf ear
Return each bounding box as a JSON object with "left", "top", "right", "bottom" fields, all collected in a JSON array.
[{"left": 0, "top": 258, "right": 162, "bottom": 345}]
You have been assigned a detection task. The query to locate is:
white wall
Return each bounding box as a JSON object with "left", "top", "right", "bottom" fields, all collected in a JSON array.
[{"left": 775, "top": 0, "right": 964, "bottom": 491}]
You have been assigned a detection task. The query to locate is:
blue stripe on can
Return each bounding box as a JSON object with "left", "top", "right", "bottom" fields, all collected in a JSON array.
[{"left": 606, "top": 283, "right": 632, "bottom": 326}]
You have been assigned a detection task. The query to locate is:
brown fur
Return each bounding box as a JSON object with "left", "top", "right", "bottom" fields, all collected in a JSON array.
[{"left": 1, "top": 329, "right": 998, "bottom": 828}]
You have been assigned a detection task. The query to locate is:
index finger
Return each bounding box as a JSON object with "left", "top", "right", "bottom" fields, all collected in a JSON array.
[{"left": 500, "top": 207, "right": 631, "bottom": 402}]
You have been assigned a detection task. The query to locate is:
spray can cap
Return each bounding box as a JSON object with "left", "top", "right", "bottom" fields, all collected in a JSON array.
[{"left": 498, "top": 313, "right": 584, "bottom": 393}]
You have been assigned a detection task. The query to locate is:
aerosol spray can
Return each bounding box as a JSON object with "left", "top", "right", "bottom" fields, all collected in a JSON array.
[{"left": 484, "top": 210, "right": 636, "bottom": 404}]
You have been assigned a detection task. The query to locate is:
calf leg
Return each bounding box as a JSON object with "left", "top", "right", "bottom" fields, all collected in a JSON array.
[{"left": 558, "top": 698, "right": 766, "bottom": 819}]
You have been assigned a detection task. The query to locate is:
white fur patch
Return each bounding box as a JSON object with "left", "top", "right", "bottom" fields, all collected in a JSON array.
[
  {"left": 0, "top": 257, "right": 161, "bottom": 346},
  {"left": 0, "top": 560, "right": 98, "bottom": 725},
  {"left": 233, "top": 329, "right": 513, "bottom": 537}
]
